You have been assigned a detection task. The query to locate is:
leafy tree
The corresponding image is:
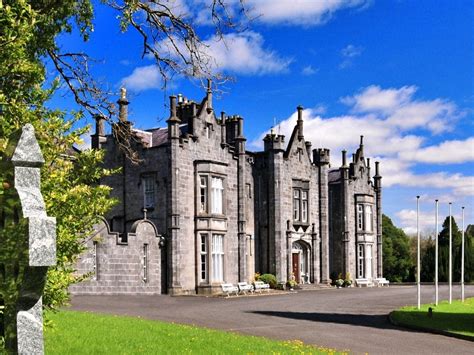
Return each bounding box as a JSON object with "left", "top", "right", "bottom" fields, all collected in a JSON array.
[
  {"left": 382, "top": 214, "right": 414, "bottom": 282},
  {"left": 1, "top": 0, "right": 244, "bottom": 350}
]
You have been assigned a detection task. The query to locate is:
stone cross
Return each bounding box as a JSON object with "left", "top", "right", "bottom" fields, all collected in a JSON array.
[{"left": 0, "top": 124, "right": 56, "bottom": 354}]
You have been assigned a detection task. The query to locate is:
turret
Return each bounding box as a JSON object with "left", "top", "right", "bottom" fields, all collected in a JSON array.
[{"left": 263, "top": 132, "right": 285, "bottom": 152}]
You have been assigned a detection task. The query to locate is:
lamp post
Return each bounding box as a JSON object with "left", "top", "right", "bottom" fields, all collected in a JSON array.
[
  {"left": 449, "top": 202, "right": 452, "bottom": 304},
  {"left": 461, "top": 206, "right": 465, "bottom": 302},
  {"left": 435, "top": 199, "right": 439, "bottom": 306},
  {"left": 417, "top": 196, "right": 420, "bottom": 310}
]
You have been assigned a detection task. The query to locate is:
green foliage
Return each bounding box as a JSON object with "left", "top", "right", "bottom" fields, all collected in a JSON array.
[
  {"left": 421, "top": 217, "right": 474, "bottom": 282},
  {"left": 45, "top": 311, "right": 344, "bottom": 354},
  {"left": 0, "top": 0, "right": 116, "bottom": 320},
  {"left": 258, "top": 274, "right": 277, "bottom": 289},
  {"left": 382, "top": 214, "right": 414, "bottom": 282}
]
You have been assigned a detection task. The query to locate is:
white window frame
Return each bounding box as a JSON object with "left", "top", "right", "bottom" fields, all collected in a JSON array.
[
  {"left": 357, "top": 204, "right": 364, "bottom": 231},
  {"left": 199, "top": 176, "right": 208, "bottom": 213},
  {"left": 293, "top": 188, "right": 309, "bottom": 223},
  {"left": 200, "top": 234, "right": 208, "bottom": 282},
  {"left": 301, "top": 190, "right": 308, "bottom": 223},
  {"left": 211, "top": 177, "right": 224, "bottom": 215},
  {"left": 357, "top": 244, "right": 365, "bottom": 278},
  {"left": 293, "top": 189, "right": 300, "bottom": 221},
  {"left": 365, "top": 205, "right": 373, "bottom": 232},
  {"left": 211, "top": 234, "right": 224, "bottom": 282},
  {"left": 143, "top": 175, "right": 156, "bottom": 209}
]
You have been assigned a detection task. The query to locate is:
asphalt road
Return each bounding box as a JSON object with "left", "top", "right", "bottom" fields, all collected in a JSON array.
[{"left": 70, "top": 285, "right": 474, "bottom": 354}]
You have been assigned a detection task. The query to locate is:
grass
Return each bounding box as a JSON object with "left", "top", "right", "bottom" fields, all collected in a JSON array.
[
  {"left": 391, "top": 297, "right": 474, "bottom": 338},
  {"left": 44, "top": 310, "right": 346, "bottom": 354}
]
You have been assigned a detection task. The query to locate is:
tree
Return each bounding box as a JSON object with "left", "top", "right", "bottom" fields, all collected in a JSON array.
[
  {"left": 382, "top": 214, "right": 414, "bottom": 282},
  {"left": 1, "top": 0, "right": 245, "bottom": 350}
]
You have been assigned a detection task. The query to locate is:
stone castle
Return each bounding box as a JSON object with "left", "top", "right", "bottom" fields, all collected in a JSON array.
[{"left": 70, "top": 84, "right": 382, "bottom": 295}]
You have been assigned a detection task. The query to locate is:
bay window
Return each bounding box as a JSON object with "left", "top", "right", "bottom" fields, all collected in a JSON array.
[{"left": 211, "top": 234, "right": 224, "bottom": 282}]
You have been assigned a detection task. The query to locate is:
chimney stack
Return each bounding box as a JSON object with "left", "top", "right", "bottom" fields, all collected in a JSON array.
[
  {"left": 117, "top": 87, "right": 129, "bottom": 122},
  {"left": 297, "top": 105, "right": 304, "bottom": 140}
]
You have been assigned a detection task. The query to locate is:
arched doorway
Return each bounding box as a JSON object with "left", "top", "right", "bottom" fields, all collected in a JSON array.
[{"left": 291, "top": 240, "right": 311, "bottom": 284}]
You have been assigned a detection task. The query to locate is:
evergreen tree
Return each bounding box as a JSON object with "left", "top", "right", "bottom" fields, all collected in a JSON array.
[{"left": 382, "top": 215, "right": 414, "bottom": 282}]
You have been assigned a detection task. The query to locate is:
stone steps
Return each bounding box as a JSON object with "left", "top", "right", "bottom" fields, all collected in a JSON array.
[{"left": 294, "top": 283, "right": 333, "bottom": 291}]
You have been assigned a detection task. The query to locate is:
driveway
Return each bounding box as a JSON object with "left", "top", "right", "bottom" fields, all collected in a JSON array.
[{"left": 70, "top": 285, "right": 474, "bottom": 354}]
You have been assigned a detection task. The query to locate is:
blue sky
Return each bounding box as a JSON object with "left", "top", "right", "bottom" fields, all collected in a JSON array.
[{"left": 50, "top": 0, "right": 473, "bottom": 234}]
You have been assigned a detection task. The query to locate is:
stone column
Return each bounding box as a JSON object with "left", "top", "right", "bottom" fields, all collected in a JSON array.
[
  {"left": 311, "top": 224, "right": 320, "bottom": 284},
  {"left": 341, "top": 150, "right": 351, "bottom": 276},
  {"left": 286, "top": 228, "right": 292, "bottom": 281},
  {"left": 315, "top": 148, "right": 330, "bottom": 284},
  {"left": 1, "top": 124, "right": 56, "bottom": 354},
  {"left": 235, "top": 116, "right": 247, "bottom": 282},
  {"left": 374, "top": 161, "right": 383, "bottom": 277},
  {"left": 167, "top": 95, "right": 182, "bottom": 294}
]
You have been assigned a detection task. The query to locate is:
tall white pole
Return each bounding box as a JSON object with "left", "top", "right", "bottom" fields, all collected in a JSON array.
[
  {"left": 435, "top": 200, "right": 439, "bottom": 306},
  {"left": 449, "top": 202, "right": 452, "bottom": 304},
  {"left": 461, "top": 206, "right": 465, "bottom": 302},
  {"left": 417, "top": 196, "right": 421, "bottom": 310}
]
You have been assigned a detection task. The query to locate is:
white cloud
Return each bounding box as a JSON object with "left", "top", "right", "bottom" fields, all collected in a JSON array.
[
  {"left": 399, "top": 137, "right": 474, "bottom": 164},
  {"left": 247, "top": 0, "right": 371, "bottom": 26},
  {"left": 301, "top": 65, "right": 318, "bottom": 76},
  {"left": 250, "top": 84, "right": 472, "bottom": 200},
  {"left": 121, "top": 65, "right": 163, "bottom": 92},
  {"left": 342, "top": 85, "right": 417, "bottom": 113},
  {"left": 202, "top": 32, "right": 291, "bottom": 75},
  {"left": 341, "top": 85, "right": 461, "bottom": 134},
  {"left": 158, "top": 31, "right": 291, "bottom": 76}
]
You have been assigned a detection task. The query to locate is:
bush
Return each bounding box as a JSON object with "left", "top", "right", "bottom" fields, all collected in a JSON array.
[{"left": 258, "top": 274, "right": 277, "bottom": 289}]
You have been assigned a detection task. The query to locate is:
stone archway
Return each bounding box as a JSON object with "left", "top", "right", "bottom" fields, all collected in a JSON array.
[{"left": 291, "top": 240, "right": 311, "bottom": 284}]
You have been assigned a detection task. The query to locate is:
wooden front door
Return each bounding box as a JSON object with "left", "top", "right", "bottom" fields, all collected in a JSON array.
[{"left": 292, "top": 253, "right": 300, "bottom": 282}]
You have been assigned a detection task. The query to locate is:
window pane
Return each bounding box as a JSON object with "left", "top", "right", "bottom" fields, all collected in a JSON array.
[
  {"left": 211, "top": 177, "right": 223, "bottom": 214},
  {"left": 211, "top": 234, "right": 224, "bottom": 282},
  {"left": 357, "top": 204, "right": 364, "bottom": 230},
  {"left": 293, "top": 189, "right": 300, "bottom": 221},
  {"left": 200, "top": 176, "right": 207, "bottom": 213},
  {"left": 200, "top": 234, "right": 207, "bottom": 282},
  {"left": 302, "top": 190, "right": 308, "bottom": 223},
  {"left": 365, "top": 205, "right": 373, "bottom": 232},
  {"left": 143, "top": 176, "right": 155, "bottom": 207}
]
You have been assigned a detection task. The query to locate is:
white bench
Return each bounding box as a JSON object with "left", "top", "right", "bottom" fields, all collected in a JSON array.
[
  {"left": 237, "top": 282, "right": 254, "bottom": 295},
  {"left": 355, "top": 278, "right": 374, "bottom": 287},
  {"left": 374, "top": 278, "right": 390, "bottom": 287},
  {"left": 221, "top": 283, "right": 239, "bottom": 297},
  {"left": 254, "top": 281, "right": 270, "bottom": 292}
]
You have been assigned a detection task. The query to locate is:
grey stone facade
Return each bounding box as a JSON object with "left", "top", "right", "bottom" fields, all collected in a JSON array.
[
  {"left": 328, "top": 137, "right": 382, "bottom": 281},
  {"left": 71, "top": 85, "right": 382, "bottom": 295}
]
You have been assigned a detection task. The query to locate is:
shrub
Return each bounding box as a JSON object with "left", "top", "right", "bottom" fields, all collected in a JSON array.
[
  {"left": 344, "top": 272, "right": 352, "bottom": 287},
  {"left": 258, "top": 274, "right": 277, "bottom": 289}
]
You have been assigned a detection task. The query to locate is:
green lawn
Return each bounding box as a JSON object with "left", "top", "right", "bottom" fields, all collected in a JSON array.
[
  {"left": 391, "top": 297, "right": 474, "bottom": 338},
  {"left": 45, "top": 311, "right": 345, "bottom": 354}
]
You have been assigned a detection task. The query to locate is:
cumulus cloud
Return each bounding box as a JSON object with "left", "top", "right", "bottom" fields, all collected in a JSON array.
[
  {"left": 246, "top": 0, "right": 371, "bottom": 26},
  {"left": 250, "top": 84, "right": 472, "bottom": 201},
  {"left": 399, "top": 137, "right": 474, "bottom": 164},
  {"left": 342, "top": 85, "right": 461, "bottom": 134},
  {"left": 201, "top": 32, "right": 291, "bottom": 75},
  {"left": 156, "top": 31, "right": 291, "bottom": 76},
  {"left": 121, "top": 65, "right": 163, "bottom": 92}
]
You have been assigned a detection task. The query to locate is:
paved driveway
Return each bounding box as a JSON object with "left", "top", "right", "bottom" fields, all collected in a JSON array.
[{"left": 70, "top": 285, "right": 474, "bottom": 354}]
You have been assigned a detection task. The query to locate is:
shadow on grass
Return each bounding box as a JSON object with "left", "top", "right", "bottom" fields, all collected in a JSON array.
[
  {"left": 249, "top": 310, "right": 396, "bottom": 330},
  {"left": 391, "top": 310, "right": 474, "bottom": 336}
]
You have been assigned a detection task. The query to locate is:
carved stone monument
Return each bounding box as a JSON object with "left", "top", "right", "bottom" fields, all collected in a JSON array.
[{"left": 0, "top": 124, "right": 56, "bottom": 354}]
